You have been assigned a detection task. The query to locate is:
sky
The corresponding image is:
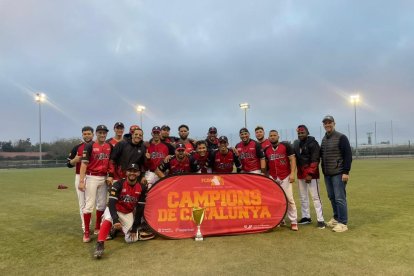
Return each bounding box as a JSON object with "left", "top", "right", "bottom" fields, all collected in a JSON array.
[{"left": 1, "top": 0, "right": 413, "bottom": 146}]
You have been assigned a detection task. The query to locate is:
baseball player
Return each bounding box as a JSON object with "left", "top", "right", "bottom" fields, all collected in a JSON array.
[
  {"left": 144, "top": 126, "right": 174, "bottom": 188},
  {"left": 255, "top": 126, "right": 271, "bottom": 149},
  {"left": 176, "top": 124, "right": 196, "bottom": 154},
  {"left": 155, "top": 143, "right": 201, "bottom": 178},
  {"left": 205, "top": 126, "right": 219, "bottom": 151},
  {"left": 66, "top": 126, "right": 94, "bottom": 234},
  {"left": 193, "top": 140, "right": 212, "bottom": 173},
  {"left": 235, "top": 128, "right": 266, "bottom": 174},
  {"left": 293, "top": 125, "right": 325, "bottom": 229},
  {"left": 107, "top": 125, "right": 146, "bottom": 183},
  {"left": 105, "top": 122, "right": 125, "bottom": 180},
  {"left": 211, "top": 136, "right": 242, "bottom": 173},
  {"left": 78, "top": 125, "right": 112, "bottom": 242},
  {"left": 160, "top": 125, "right": 177, "bottom": 146},
  {"left": 264, "top": 130, "right": 298, "bottom": 231},
  {"left": 94, "top": 163, "right": 153, "bottom": 259}
]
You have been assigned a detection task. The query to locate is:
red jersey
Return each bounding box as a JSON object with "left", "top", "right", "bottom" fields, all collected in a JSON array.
[
  {"left": 264, "top": 142, "right": 294, "bottom": 180},
  {"left": 82, "top": 141, "right": 112, "bottom": 176},
  {"left": 158, "top": 156, "right": 200, "bottom": 175},
  {"left": 235, "top": 140, "right": 264, "bottom": 172},
  {"left": 146, "top": 142, "right": 171, "bottom": 171},
  {"left": 106, "top": 137, "right": 122, "bottom": 148},
  {"left": 211, "top": 149, "right": 241, "bottom": 173},
  {"left": 259, "top": 139, "right": 271, "bottom": 149},
  {"left": 109, "top": 179, "right": 144, "bottom": 214},
  {"left": 193, "top": 152, "right": 211, "bottom": 173}
]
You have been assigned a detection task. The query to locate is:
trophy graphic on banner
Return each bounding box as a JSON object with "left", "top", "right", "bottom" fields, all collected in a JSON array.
[{"left": 192, "top": 207, "right": 206, "bottom": 241}]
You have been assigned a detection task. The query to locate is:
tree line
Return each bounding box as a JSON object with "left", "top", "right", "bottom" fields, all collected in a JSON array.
[{"left": 0, "top": 138, "right": 81, "bottom": 160}]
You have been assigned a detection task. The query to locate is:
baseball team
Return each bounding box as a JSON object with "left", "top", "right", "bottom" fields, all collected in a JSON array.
[{"left": 67, "top": 115, "right": 352, "bottom": 259}]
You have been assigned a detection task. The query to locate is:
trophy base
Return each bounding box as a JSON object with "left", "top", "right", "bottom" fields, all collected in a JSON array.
[{"left": 195, "top": 236, "right": 204, "bottom": 241}]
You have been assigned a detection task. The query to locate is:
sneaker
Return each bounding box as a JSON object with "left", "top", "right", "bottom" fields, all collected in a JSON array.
[
  {"left": 94, "top": 242, "right": 104, "bottom": 259},
  {"left": 93, "top": 229, "right": 100, "bottom": 235},
  {"left": 83, "top": 232, "right": 91, "bottom": 243},
  {"left": 138, "top": 230, "right": 156, "bottom": 240},
  {"left": 332, "top": 223, "right": 348, "bottom": 232},
  {"left": 326, "top": 218, "right": 338, "bottom": 228},
  {"left": 298, "top": 217, "right": 312, "bottom": 225},
  {"left": 291, "top": 223, "right": 299, "bottom": 231},
  {"left": 317, "top": 221, "right": 326, "bottom": 229}
]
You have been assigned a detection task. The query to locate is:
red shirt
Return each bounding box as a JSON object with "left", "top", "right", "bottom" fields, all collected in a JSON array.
[
  {"left": 264, "top": 142, "right": 294, "bottom": 180},
  {"left": 106, "top": 137, "right": 122, "bottom": 148},
  {"left": 146, "top": 142, "right": 170, "bottom": 171},
  {"left": 82, "top": 141, "right": 112, "bottom": 176},
  {"left": 158, "top": 156, "right": 200, "bottom": 175},
  {"left": 212, "top": 150, "right": 239, "bottom": 173},
  {"left": 236, "top": 140, "right": 264, "bottom": 172},
  {"left": 109, "top": 179, "right": 143, "bottom": 214},
  {"left": 193, "top": 152, "right": 210, "bottom": 173},
  {"left": 259, "top": 139, "right": 271, "bottom": 149}
]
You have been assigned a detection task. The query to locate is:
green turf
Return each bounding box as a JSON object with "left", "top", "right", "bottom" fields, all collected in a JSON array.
[{"left": 1, "top": 159, "right": 413, "bottom": 275}]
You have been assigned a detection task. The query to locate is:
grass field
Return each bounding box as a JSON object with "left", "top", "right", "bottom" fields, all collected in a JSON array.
[{"left": 1, "top": 159, "right": 413, "bottom": 275}]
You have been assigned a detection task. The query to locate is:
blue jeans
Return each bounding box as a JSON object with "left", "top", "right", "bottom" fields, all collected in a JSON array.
[{"left": 324, "top": 174, "right": 348, "bottom": 224}]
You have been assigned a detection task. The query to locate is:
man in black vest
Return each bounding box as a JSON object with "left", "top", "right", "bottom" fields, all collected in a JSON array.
[{"left": 320, "top": 115, "right": 352, "bottom": 233}]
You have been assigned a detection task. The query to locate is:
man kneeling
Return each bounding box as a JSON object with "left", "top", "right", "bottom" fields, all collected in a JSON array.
[{"left": 94, "top": 163, "right": 154, "bottom": 259}]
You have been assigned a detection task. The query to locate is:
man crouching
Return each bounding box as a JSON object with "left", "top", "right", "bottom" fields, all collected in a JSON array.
[{"left": 94, "top": 163, "right": 154, "bottom": 259}]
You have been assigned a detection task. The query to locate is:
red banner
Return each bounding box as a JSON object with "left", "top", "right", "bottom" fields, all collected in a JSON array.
[{"left": 144, "top": 173, "right": 287, "bottom": 239}]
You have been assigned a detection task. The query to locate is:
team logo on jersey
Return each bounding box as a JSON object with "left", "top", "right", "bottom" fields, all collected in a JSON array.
[{"left": 200, "top": 176, "right": 224, "bottom": 186}]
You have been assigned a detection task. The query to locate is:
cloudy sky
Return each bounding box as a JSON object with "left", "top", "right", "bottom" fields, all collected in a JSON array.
[{"left": 1, "top": 0, "right": 413, "bottom": 146}]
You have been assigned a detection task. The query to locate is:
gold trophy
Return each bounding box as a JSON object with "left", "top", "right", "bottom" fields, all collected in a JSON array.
[{"left": 192, "top": 207, "right": 206, "bottom": 241}]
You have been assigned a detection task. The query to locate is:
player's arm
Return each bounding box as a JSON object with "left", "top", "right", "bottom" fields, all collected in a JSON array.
[
  {"left": 108, "top": 181, "right": 122, "bottom": 224},
  {"left": 255, "top": 142, "right": 267, "bottom": 174},
  {"left": 131, "top": 183, "right": 148, "bottom": 233},
  {"left": 155, "top": 160, "right": 169, "bottom": 179},
  {"left": 232, "top": 151, "right": 242, "bottom": 172},
  {"left": 78, "top": 143, "right": 92, "bottom": 191},
  {"left": 190, "top": 157, "right": 201, "bottom": 173},
  {"left": 339, "top": 135, "right": 352, "bottom": 182},
  {"left": 66, "top": 144, "right": 80, "bottom": 168}
]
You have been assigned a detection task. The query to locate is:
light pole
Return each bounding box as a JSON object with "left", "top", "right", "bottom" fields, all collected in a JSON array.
[
  {"left": 239, "top": 103, "right": 250, "bottom": 128},
  {"left": 350, "top": 94, "right": 360, "bottom": 157},
  {"left": 35, "top": 93, "right": 46, "bottom": 164},
  {"left": 136, "top": 105, "right": 146, "bottom": 129}
]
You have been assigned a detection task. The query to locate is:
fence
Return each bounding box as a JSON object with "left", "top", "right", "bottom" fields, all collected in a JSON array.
[{"left": 0, "top": 159, "right": 67, "bottom": 169}]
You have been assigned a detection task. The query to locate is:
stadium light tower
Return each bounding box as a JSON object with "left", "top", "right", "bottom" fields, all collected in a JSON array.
[
  {"left": 350, "top": 94, "right": 360, "bottom": 157},
  {"left": 136, "top": 105, "right": 146, "bottom": 128},
  {"left": 239, "top": 103, "right": 250, "bottom": 128},
  {"left": 35, "top": 93, "right": 46, "bottom": 164}
]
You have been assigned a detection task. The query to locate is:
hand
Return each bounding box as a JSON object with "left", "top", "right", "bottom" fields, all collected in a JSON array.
[
  {"left": 78, "top": 179, "right": 86, "bottom": 191},
  {"left": 289, "top": 174, "right": 295, "bottom": 183},
  {"left": 113, "top": 222, "right": 122, "bottom": 230},
  {"left": 342, "top": 174, "right": 349, "bottom": 183},
  {"left": 141, "top": 177, "right": 148, "bottom": 186},
  {"left": 164, "top": 155, "right": 173, "bottom": 162},
  {"left": 232, "top": 147, "right": 239, "bottom": 156},
  {"left": 72, "top": 155, "right": 81, "bottom": 164},
  {"left": 305, "top": 175, "right": 312, "bottom": 183},
  {"left": 145, "top": 150, "right": 150, "bottom": 159},
  {"left": 106, "top": 176, "right": 113, "bottom": 186},
  {"left": 130, "top": 231, "right": 137, "bottom": 240}
]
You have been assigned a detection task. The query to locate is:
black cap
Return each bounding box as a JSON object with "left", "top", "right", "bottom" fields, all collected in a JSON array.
[
  {"left": 96, "top": 125, "right": 109, "bottom": 132},
  {"left": 322, "top": 115, "right": 335, "bottom": 123},
  {"left": 208, "top": 126, "right": 217, "bottom": 133},
  {"left": 218, "top": 136, "right": 228, "bottom": 143},
  {"left": 175, "top": 143, "right": 186, "bottom": 150},
  {"left": 127, "top": 163, "right": 140, "bottom": 171},
  {"left": 114, "top": 122, "right": 124, "bottom": 128},
  {"left": 239, "top": 127, "right": 249, "bottom": 134},
  {"left": 161, "top": 125, "right": 170, "bottom": 131},
  {"left": 152, "top": 126, "right": 161, "bottom": 133}
]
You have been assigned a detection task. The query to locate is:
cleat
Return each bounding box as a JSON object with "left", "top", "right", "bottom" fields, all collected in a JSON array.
[
  {"left": 326, "top": 218, "right": 338, "bottom": 228},
  {"left": 317, "top": 221, "right": 326, "bottom": 229},
  {"left": 83, "top": 232, "right": 91, "bottom": 243},
  {"left": 106, "top": 227, "right": 118, "bottom": 240},
  {"left": 291, "top": 223, "right": 299, "bottom": 231},
  {"left": 138, "top": 230, "right": 155, "bottom": 241},
  {"left": 298, "top": 217, "right": 312, "bottom": 225},
  {"left": 332, "top": 223, "right": 348, "bottom": 233},
  {"left": 93, "top": 242, "right": 104, "bottom": 259}
]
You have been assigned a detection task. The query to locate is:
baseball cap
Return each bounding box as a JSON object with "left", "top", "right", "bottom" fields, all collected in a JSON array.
[
  {"left": 152, "top": 126, "right": 161, "bottom": 133},
  {"left": 129, "top": 125, "right": 141, "bottom": 134},
  {"left": 218, "top": 136, "right": 228, "bottom": 143},
  {"left": 96, "top": 125, "right": 109, "bottom": 132},
  {"left": 208, "top": 126, "right": 217, "bottom": 133},
  {"left": 175, "top": 143, "right": 186, "bottom": 151},
  {"left": 297, "top": 125, "right": 309, "bottom": 134},
  {"left": 114, "top": 122, "right": 124, "bottom": 128},
  {"left": 322, "top": 115, "right": 335, "bottom": 123},
  {"left": 126, "top": 163, "right": 140, "bottom": 171},
  {"left": 239, "top": 127, "right": 249, "bottom": 134},
  {"left": 161, "top": 125, "right": 170, "bottom": 131}
]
